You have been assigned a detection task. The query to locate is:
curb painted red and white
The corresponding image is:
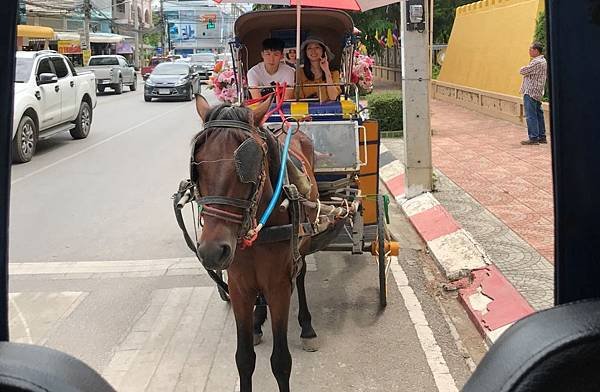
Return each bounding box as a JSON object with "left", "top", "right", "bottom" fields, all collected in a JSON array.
[{"left": 379, "top": 144, "right": 535, "bottom": 344}]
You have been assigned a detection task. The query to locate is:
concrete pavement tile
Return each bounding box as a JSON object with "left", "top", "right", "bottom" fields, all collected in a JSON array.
[
  {"left": 466, "top": 186, "right": 517, "bottom": 207},
  {"left": 119, "top": 270, "right": 167, "bottom": 278},
  {"left": 516, "top": 289, "right": 554, "bottom": 311},
  {"left": 175, "top": 290, "right": 232, "bottom": 391},
  {"left": 452, "top": 215, "right": 508, "bottom": 239},
  {"left": 511, "top": 221, "right": 554, "bottom": 248},
  {"left": 500, "top": 269, "right": 555, "bottom": 293},
  {"left": 485, "top": 203, "right": 538, "bottom": 226},
  {"left": 477, "top": 167, "right": 514, "bottom": 183},
  {"left": 108, "top": 288, "right": 195, "bottom": 391},
  {"left": 9, "top": 291, "right": 88, "bottom": 345},
  {"left": 165, "top": 268, "right": 203, "bottom": 276},
  {"left": 427, "top": 229, "right": 489, "bottom": 280},
  {"left": 146, "top": 287, "right": 213, "bottom": 391},
  {"left": 450, "top": 150, "right": 480, "bottom": 162},
  {"left": 199, "top": 306, "right": 238, "bottom": 392},
  {"left": 484, "top": 241, "right": 551, "bottom": 271},
  {"left": 402, "top": 193, "right": 440, "bottom": 217}
]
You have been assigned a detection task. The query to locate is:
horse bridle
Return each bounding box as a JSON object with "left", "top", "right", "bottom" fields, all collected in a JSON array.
[{"left": 191, "top": 119, "right": 268, "bottom": 241}]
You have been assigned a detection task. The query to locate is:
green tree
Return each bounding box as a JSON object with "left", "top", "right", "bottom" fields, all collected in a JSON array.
[
  {"left": 433, "top": 0, "right": 478, "bottom": 44},
  {"left": 143, "top": 11, "right": 163, "bottom": 49},
  {"left": 533, "top": 12, "right": 546, "bottom": 51},
  {"left": 351, "top": 5, "right": 399, "bottom": 56}
]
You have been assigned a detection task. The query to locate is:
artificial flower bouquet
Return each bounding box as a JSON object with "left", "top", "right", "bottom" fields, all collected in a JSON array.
[{"left": 351, "top": 51, "right": 375, "bottom": 95}]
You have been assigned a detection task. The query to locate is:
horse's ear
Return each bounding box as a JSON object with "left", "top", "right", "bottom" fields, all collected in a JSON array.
[
  {"left": 195, "top": 94, "right": 211, "bottom": 122},
  {"left": 249, "top": 96, "right": 273, "bottom": 127}
]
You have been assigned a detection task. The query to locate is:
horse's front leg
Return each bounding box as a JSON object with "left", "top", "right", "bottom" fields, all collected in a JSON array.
[
  {"left": 231, "top": 290, "right": 258, "bottom": 392},
  {"left": 297, "top": 257, "right": 319, "bottom": 351},
  {"left": 253, "top": 294, "right": 268, "bottom": 345},
  {"left": 265, "top": 281, "right": 293, "bottom": 392}
]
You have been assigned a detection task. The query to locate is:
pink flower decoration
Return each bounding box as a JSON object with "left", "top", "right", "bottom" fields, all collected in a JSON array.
[
  {"left": 207, "top": 68, "right": 238, "bottom": 103},
  {"left": 351, "top": 50, "right": 374, "bottom": 94}
]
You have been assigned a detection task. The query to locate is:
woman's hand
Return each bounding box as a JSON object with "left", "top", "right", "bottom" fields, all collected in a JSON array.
[{"left": 320, "top": 53, "right": 331, "bottom": 76}]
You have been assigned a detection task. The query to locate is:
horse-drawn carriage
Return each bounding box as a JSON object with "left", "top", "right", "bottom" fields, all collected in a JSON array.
[
  {"left": 173, "top": 7, "right": 399, "bottom": 391},
  {"left": 175, "top": 7, "right": 398, "bottom": 308}
]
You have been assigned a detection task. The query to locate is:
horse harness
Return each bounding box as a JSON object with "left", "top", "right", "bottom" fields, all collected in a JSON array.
[
  {"left": 190, "top": 119, "right": 268, "bottom": 242},
  {"left": 176, "top": 119, "right": 309, "bottom": 290}
]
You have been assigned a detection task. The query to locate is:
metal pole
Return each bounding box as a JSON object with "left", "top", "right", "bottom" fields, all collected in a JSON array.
[
  {"left": 83, "top": 0, "right": 91, "bottom": 54},
  {"left": 133, "top": 0, "right": 139, "bottom": 67},
  {"left": 0, "top": 0, "right": 18, "bottom": 342},
  {"left": 159, "top": 0, "right": 165, "bottom": 53},
  {"left": 401, "top": 0, "right": 433, "bottom": 198}
]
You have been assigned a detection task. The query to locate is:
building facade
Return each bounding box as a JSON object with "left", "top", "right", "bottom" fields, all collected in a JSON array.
[
  {"left": 112, "top": 0, "right": 153, "bottom": 30},
  {"left": 24, "top": 0, "right": 112, "bottom": 34},
  {"left": 20, "top": 0, "right": 153, "bottom": 66},
  {"left": 164, "top": 0, "right": 246, "bottom": 56}
]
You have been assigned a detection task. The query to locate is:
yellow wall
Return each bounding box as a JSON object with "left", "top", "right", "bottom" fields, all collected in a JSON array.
[{"left": 438, "top": 0, "right": 544, "bottom": 97}]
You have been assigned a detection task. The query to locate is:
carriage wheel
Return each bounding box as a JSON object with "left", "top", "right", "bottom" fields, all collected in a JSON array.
[
  {"left": 377, "top": 195, "right": 389, "bottom": 308},
  {"left": 217, "top": 270, "right": 230, "bottom": 302}
]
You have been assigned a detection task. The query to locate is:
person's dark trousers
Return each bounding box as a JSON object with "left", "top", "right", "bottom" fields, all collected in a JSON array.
[{"left": 524, "top": 94, "right": 547, "bottom": 140}]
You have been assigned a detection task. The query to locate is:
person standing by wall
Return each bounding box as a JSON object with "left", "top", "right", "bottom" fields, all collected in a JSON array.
[{"left": 520, "top": 42, "right": 548, "bottom": 145}]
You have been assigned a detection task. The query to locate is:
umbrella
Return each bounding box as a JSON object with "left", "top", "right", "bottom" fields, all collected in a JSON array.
[
  {"left": 214, "top": 0, "right": 399, "bottom": 65},
  {"left": 214, "top": 0, "right": 397, "bottom": 12}
]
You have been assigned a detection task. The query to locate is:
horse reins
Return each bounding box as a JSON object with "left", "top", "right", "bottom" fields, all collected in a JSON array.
[
  {"left": 193, "top": 119, "right": 267, "bottom": 243},
  {"left": 193, "top": 85, "right": 297, "bottom": 250}
]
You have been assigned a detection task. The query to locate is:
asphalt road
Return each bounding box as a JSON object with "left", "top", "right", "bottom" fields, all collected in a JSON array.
[{"left": 7, "top": 85, "right": 483, "bottom": 391}]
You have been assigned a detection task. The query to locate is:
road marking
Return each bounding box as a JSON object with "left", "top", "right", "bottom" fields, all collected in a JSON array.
[
  {"left": 390, "top": 256, "right": 459, "bottom": 392},
  {"left": 11, "top": 103, "right": 188, "bottom": 185},
  {"left": 9, "top": 257, "right": 200, "bottom": 277},
  {"left": 9, "top": 294, "right": 33, "bottom": 344}
]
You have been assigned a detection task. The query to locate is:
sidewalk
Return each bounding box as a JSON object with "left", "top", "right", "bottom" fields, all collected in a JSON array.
[
  {"left": 373, "top": 81, "right": 554, "bottom": 263},
  {"left": 379, "top": 97, "right": 555, "bottom": 342},
  {"left": 430, "top": 101, "right": 554, "bottom": 263}
]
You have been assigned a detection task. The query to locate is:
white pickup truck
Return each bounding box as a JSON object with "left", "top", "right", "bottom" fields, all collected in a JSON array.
[
  {"left": 13, "top": 50, "right": 97, "bottom": 163},
  {"left": 83, "top": 55, "right": 137, "bottom": 94}
]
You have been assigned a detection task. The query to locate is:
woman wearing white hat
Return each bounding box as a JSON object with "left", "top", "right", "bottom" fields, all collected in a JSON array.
[{"left": 298, "top": 36, "right": 342, "bottom": 102}]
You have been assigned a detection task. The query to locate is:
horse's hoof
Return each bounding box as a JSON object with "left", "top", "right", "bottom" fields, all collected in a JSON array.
[
  {"left": 301, "top": 337, "right": 319, "bottom": 352},
  {"left": 253, "top": 333, "right": 263, "bottom": 346}
]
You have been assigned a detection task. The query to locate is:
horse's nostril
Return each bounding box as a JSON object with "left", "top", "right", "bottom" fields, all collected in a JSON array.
[
  {"left": 197, "top": 242, "right": 233, "bottom": 269},
  {"left": 220, "top": 243, "right": 232, "bottom": 263}
]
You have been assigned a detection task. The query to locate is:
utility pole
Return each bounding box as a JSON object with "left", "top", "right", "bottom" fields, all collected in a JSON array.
[
  {"left": 159, "top": 0, "right": 165, "bottom": 54},
  {"left": 133, "top": 0, "right": 140, "bottom": 68},
  {"left": 83, "top": 0, "right": 91, "bottom": 65},
  {"left": 401, "top": 0, "right": 432, "bottom": 197},
  {"left": 83, "top": 0, "right": 91, "bottom": 53}
]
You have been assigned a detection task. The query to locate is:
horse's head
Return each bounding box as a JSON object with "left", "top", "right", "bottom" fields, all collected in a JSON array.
[{"left": 191, "top": 96, "right": 273, "bottom": 270}]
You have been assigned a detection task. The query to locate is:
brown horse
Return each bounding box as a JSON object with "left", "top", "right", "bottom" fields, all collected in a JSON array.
[{"left": 192, "top": 96, "right": 319, "bottom": 392}]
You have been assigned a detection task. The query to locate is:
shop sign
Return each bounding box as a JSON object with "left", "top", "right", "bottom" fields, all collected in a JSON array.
[{"left": 58, "top": 40, "right": 82, "bottom": 54}]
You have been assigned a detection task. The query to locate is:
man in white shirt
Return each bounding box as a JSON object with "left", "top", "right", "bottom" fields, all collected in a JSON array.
[{"left": 247, "top": 38, "right": 295, "bottom": 100}]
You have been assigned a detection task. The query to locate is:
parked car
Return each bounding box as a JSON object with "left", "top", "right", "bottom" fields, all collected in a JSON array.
[
  {"left": 144, "top": 62, "right": 200, "bottom": 102},
  {"left": 83, "top": 55, "right": 137, "bottom": 94},
  {"left": 189, "top": 53, "right": 216, "bottom": 83},
  {"left": 13, "top": 50, "right": 97, "bottom": 163}
]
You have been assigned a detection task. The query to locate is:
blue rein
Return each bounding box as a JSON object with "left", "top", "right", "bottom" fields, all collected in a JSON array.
[{"left": 258, "top": 124, "right": 295, "bottom": 227}]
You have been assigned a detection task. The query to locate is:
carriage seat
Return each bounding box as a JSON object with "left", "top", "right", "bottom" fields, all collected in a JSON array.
[
  {"left": 263, "top": 100, "right": 356, "bottom": 123},
  {"left": 462, "top": 299, "right": 600, "bottom": 392}
]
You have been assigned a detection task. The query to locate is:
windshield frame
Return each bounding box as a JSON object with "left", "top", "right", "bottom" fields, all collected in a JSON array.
[{"left": 152, "top": 63, "right": 190, "bottom": 76}]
